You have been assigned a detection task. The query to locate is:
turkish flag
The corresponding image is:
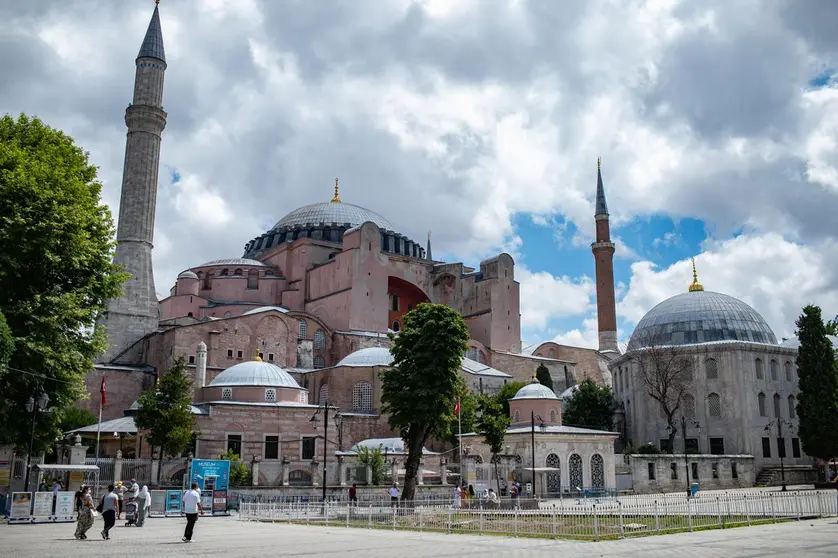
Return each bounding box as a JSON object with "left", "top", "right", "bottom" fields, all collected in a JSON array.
[
  {"left": 100, "top": 376, "right": 107, "bottom": 406},
  {"left": 453, "top": 399, "right": 460, "bottom": 416}
]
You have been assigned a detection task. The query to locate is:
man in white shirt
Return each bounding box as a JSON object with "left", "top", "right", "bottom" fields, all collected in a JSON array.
[
  {"left": 388, "top": 484, "right": 399, "bottom": 508},
  {"left": 181, "top": 482, "right": 204, "bottom": 543}
]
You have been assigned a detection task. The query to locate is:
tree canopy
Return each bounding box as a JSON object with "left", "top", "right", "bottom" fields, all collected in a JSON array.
[
  {"left": 135, "top": 357, "right": 196, "bottom": 470},
  {"left": 535, "top": 364, "right": 554, "bottom": 392},
  {"left": 825, "top": 315, "right": 838, "bottom": 336},
  {"left": 795, "top": 305, "right": 838, "bottom": 463},
  {"left": 380, "top": 303, "right": 470, "bottom": 501},
  {"left": 495, "top": 381, "right": 527, "bottom": 417},
  {"left": 0, "top": 114, "right": 125, "bottom": 452},
  {"left": 561, "top": 379, "right": 615, "bottom": 431},
  {"left": 475, "top": 394, "right": 511, "bottom": 490}
]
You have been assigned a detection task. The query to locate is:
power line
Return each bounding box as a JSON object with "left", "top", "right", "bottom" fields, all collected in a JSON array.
[{"left": 1, "top": 365, "right": 77, "bottom": 385}]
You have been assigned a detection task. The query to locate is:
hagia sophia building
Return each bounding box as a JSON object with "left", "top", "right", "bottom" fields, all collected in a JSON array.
[{"left": 77, "top": 4, "right": 815, "bottom": 488}]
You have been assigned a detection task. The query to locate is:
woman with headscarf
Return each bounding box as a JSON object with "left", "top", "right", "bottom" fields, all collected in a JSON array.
[
  {"left": 74, "top": 485, "right": 94, "bottom": 539},
  {"left": 136, "top": 485, "right": 151, "bottom": 527}
]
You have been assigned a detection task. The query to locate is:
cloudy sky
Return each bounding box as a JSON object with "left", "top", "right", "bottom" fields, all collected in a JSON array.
[{"left": 2, "top": 0, "right": 836, "bottom": 349}]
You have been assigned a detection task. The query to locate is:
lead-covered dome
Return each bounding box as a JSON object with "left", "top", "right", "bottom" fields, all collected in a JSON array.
[
  {"left": 336, "top": 347, "right": 394, "bottom": 367},
  {"left": 274, "top": 202, "right": 396, "bottom": 232},
  {"left": 512, "top": 380, "right": 558, "bottom": 400},
  {"left": 628, "top": 290, "right": 777, "bottom": 351},
  {"left": 209, "top": 360, "right": 301, "bottom": 388}
]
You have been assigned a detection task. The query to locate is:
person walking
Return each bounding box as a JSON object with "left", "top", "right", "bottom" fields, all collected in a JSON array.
[
  {"left": 388, "top": 484, "right": 399, "bottom": 508},
  {"left": 452, "top": 484, "right": 462, "bottom": 509},
  {"left": 136, "top": 486, "right": 151, "bottom": 527},
  {"left": 181, "top": 482, "right": 204, "bottom": 543},
  {"left": 74, "top": 485, "right": 95, "bottom": 540},
  {"left": 100, "top": 484, "right": 119, "bottom": 540},
  {"left": 115, "top": 482, "right": 126, "bottom": 519},
  {"left": 348, "top": 483, "right": 358, "bottom": 507}
]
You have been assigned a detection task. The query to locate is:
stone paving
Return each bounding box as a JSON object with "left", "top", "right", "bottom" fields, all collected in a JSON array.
[{"left": 1, "top": 514, "right": 836, "bottom": 557}]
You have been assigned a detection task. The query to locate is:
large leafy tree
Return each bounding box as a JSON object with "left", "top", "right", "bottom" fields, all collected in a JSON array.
[
  {"left": 0, "top": 114, "right": 125, "bottom": 453},
  {"left": 561, "top": 378, "right": 615, "bottom": 431},
  {"left": 475, "top": 394, "right": 511, "bottom": 491},
  {"left": 825, "top": 315, "right": 838, "bottom": 336},
  {"left": 135, "top": 358, "right": 196, "bottom": 482},
  {"left": 495, "top": 381, "right": 527, "bottom": 417},
  {"left": 380, "top": 303, "right": 470, "bottom": 501},
  {"left": 535, "top": 364, "right": 554, "bottom": 392},
  {"left": 795, "top": 305, "right": 838, "bottom": 466}
]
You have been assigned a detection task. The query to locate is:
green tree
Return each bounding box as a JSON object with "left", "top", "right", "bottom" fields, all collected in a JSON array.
[
  {"left": 535, "top": 364, "right": 554, "bottom": 392},
  {"left": 135, "top": 358, "right": 196, "bottom": 483},
  {"left": 475, "top": 394, "right": 511, "bottom": 492},
  {"left": 380, "top": 303, "right": 470, "bottom": 501},
  {"left": 495, "top": 381, "right": 527, "bottom": 417},
  {"left": 0, "top": 114, "right": 125, "bottom": 453},
  {"left": 0, "top": 312, "right": 13, "bottom": 373},
  {"left": 356, "top": 445, "right": 387, "bottom": 485},
  {"left": 448, "top": 391, "right": 478, "bottom": 447},
  {"left": 219, "top": 449, "right": 251, "bottom": 487},
  {"left": 825, "top": 315, "right": 838, "bottom": 336},
  {"left": 561, "top": 379, "right": 615, "bottom": 431},
  {"left": 56, "top": 406, "right": 98, "bottom": 434},
  {"left": 795, "top": 305, "right": 838, "bottom": 467}
]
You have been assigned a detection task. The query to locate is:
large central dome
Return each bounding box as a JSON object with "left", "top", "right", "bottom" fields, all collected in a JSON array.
[
  {"left": 273, "top": 202, "right": 396, "bottom": 232},
  {"left": 627, "top": 290, "right": 777, "bottom": 351}
]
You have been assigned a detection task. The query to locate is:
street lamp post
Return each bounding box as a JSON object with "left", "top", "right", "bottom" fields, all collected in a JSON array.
[
  {"left": 681, "top": 415, "right": 700, "bottom": 499},
  {"left": 530, "top": 411, "right": 544, "bottom": 497},
  {"left": 766, "top": 419, "right": 794, "bottom": 491},
  {"left": 23, "top": 390, "right": 50, "bottom": 493},
  {"left": 310, "top": 400, "right": 340, "bottom": 504}
]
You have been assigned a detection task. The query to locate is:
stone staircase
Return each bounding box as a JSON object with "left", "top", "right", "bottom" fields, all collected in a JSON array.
[{"left": 755, "top": 469, "right": 776, "bottom": 487}]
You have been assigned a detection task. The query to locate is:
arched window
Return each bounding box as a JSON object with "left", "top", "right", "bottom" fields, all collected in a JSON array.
[
  {"left": 313, "top": 356, "right": 325, "bottom": 369},
  {"left": 298, "top": 320, "right": 307, "bottom": 340},
  {"left": 352, "top": 381, "right": 373, "bottom": 411},
  {"left": 392, "top": 321, "right": 400, "bottom": 332},
  {"left": 220, "top": 268, "right": 229, "bottom": 276},
  {"left": 569, "top": 454, "right": 583, "bottom": 488},
  {"left": 550, "top": 408, "right": 557, "bottom": 423},
  {"left": 758, "top": 392, "right": 767, "bottom": 417},
  {"left": 313, "top": 329, "right": 325, "bottom": 350},
  {"left": 591, "top": 454, "right": 605, "bottom": 489},
  {"left": 770, "top": 359, "right": 779, "bottom": 381},
  {"left": 466, "top": 347, "right": 479, "bottom": 361},
  {"left": 202, "top": 271, "right": 213, "bottom": 290},
  {"left": 755, "top": 358, "right": 764, "bottom": 380},
  {"left": 318, "top": 384, "right": 329, "bottom": 405},
  {"left": 264, "top": 388, "right": 276, "bottom": 402},
  {"left": 514, "top": 410, "right": 520, "bottom": 423},
  {"left": 683, "top": 394, "right": 696, "bottom": 419},
  {"left": 773, "top": 393, "right": 781, "bottom": 417},
  {"left": 247, "top": 270, "right": 259, "bottom": 289},
  {"left": 705, "top": 358, "right": 718, "bottom": 380},
  {"left": 788, "top": 394, "right": 796, "bottom": 418},
  {"left": 784, "top": 361, "right": 793, "bottom": 382},
  {"left": 545, "top": 454, "right": 560, "bottom": 493},
  {"left": 233, "top": 268, "right": 242, "bottom": 276},
  {"left": 707, "top": 393, "right": 721, "bottom": 417},
  {"left": 682, "top": 362, "right": 694, "bottom": 382},
  {"left": 548, "top": 348, "right": 556, "bottom": 358}
]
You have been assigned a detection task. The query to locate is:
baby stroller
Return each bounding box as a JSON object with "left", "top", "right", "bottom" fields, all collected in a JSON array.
[{"left": 123, "top": 497, "right": 139, "bottom": 527}]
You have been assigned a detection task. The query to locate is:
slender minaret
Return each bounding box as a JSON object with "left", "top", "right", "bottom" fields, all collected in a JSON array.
[
  {"left": 100, "top": 2, "right": 167, "bottom": 362},
  {"left": 591, "top": 158, "right": 619, "bottom": 353},
  {"left": 426, "top": 230, "right": 433, "bottom": 261}
]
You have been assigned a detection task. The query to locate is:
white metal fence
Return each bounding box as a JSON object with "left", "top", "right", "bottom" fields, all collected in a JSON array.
[{"left": 238, "top": 490, "right": 838, "bottom": 541}]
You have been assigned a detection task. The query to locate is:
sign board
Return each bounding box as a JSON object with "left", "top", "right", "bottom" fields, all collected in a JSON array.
[
  {"left": 165, "top": 490, "right": 182, "bottom": 515},
  {"left": 0, "top": 460, "right": 10, "bottom": 488},
  {"left": 200, "top": 489, "right": 213, "bottom": 511},
  {"left": 212, "top": 489, "right": 228, "bottom": 515},
  {"left": 32, "top": 492, "right": 54, "bottom": 522},
  {"left": 54, "top": 492, "right": 75, "bottom": 522},
  {"left": 149, "top": 490, "right": 167, "bottom": 517},
  {"left": 68, "top": 471, "right": 84, "bottom": 484},
  {"left": 9, "top": 492, "right": 32, "bottom": 523},
  {"left": 189, "top": 460, "right": 230, "bottom": 491}
]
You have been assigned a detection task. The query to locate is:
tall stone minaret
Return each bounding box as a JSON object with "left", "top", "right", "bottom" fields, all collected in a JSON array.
[
  {"left": 591, "top": 158, "right": 619, "bottom": 353},
  {"left": 100, "top": 2, "right": 167, "bottom": 362}
]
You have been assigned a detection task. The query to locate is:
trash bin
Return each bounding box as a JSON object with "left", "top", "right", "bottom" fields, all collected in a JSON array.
[{"left": 690, "top": 482, "right": 699, "bottom": 497}]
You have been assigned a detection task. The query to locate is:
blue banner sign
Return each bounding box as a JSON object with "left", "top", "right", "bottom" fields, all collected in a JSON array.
[{"left": 189, "top": 459, "right": 230, "bottom": 492}]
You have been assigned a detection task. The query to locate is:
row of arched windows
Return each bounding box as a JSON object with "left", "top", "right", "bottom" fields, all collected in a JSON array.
[
  {"left": 542, "top": 452, "right": 606, "bottom": 492},
  {"left": 757, "top": 392, "right": 796, "bottom": 419},
  {"left": 197, "top": 269, "right": 261, "bottom": 290},
  {"left": 660, "top": 393, "right": 723, "bottom": 419},
  {"left": 755, "top": 358, "right": 795, "bottom": 382}
]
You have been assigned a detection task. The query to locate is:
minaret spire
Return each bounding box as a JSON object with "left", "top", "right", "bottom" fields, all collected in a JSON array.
[
  {"left": 426, "top": 230, "right": 433, "bottom": 261},
  {"left": 99, "top": 3, "right": 168, "bottom": 362},
  {"left": 591, "top": 158, "right": 619, "bottom": 353}
]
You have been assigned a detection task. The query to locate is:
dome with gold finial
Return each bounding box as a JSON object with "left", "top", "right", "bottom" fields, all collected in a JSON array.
[
  {"left": 208, "top": 356, "right": 300, "bottom": 388},
  {"left": 627, "top": 258, "right": 777, "bottom": 351},
  {"left": 511, "top": 375, "right": 559, "bottom": 400}
]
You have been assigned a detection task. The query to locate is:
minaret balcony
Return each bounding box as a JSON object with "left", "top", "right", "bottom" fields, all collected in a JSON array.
[{"left": 591, "top": 241, "right": 615, "bottom": 251}]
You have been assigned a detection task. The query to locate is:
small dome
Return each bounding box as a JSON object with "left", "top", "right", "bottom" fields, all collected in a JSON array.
[
  {"left": 559, "top": 384, "right": 579, "bottom": 400},
  {"left": 512, "top": 379, "right": 558, "bottom": 400},
  {"left": 336, "top": 347, "right": 393, "bottom": 367},
  {"left": 628, "top": 290, "right": 777, "bottom": 351},
  {"left": 197, "top": 258, "right": 268, "bottom": 268},
  {"left": 243, "top": 306, "right": 289, "bottom": 315},
  {"left": 274, "top": 202, "right": 396, "bottom": 232},
  {"left": 209, "top": 360, "right": 301, "bottom": 388},
  {"left": 178, "top": 271, "right": 198, "bottom": 279}
]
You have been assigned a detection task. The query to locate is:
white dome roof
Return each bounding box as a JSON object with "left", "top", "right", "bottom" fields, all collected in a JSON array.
[
  {"left": 559, "top": 384, "right": 579, "bottom": 400},
  {"left": 178, "top": 271, "right": 198, "bottom": 279},
  {"left": 512, "top": 380, "right": 559, "bottom": 400},
  {"left": 243, "top": 306, "right": 289, "bottom": 315},
  {"left": 336, "top": 347, "right": 394, "bottom": 367},
  {"left": 209, "top": 360, "right": 301, "bottom": 388}
]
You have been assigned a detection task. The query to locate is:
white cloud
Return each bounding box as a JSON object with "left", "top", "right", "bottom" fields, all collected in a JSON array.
[
  {"left": 517, "top": 266, "right": 594, "bottom": 330},
  {"left": 172, "top": 174, "right": 233, "bottom": 228}
]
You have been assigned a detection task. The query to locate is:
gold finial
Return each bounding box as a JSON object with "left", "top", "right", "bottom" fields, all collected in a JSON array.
[
  {"left": 531, "top": 370, "right": 539, "bottom": 383},
  {"left": 597, "top": 157, "right": 601, "bottom": 170},
  {"left": 331, "top": 177, "right": 341, "bottom": 203},
  {"left": 688, "top": 257, "right": 704, "bottom": 292},
  {"left": 254, "top": 349, "right": 262, "bottom": 362}
]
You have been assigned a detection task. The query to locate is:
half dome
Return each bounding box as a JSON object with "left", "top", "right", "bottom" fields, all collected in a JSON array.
[
  {"left": 209, "top": 360, "right": 301, "bottom": 388},
  {"left": 628, "top": 290, "right": 777, "bottom": 351}
]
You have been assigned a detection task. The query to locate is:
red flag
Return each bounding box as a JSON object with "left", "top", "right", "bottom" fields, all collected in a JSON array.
[
  {"left": 453, "top": 399, "right": 460, "bottom": 416},
  {"left": 100, "top": 376, "right": 107, "bottom": 406}
]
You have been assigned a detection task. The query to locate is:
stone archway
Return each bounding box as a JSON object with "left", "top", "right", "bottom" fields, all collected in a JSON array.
[{"left": 387, "top": 276, "right": 430, "bottom": 330}]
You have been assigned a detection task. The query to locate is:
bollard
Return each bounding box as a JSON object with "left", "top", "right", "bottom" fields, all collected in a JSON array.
[
  {"left": 687, "top": 497, "right": 693, "bottom": 532},
  {"left": 593, "top": 504, "right": 599, "bottom": 542},
  {"left": 716, "top": 497, "right": 722, "bottom": 528},
  {"left": 552, "top": 505, "right": 557, "bottom": 539},
  {"left": 654, "top": 500, "right": 660, "bottom": 534},
  {"left": 618, "top": 501, "right": 625, "bottom": 539},
  {"left": 368, "top": 503, "right": 372, "bottom": 529},
  {"left": 745, "top": 495, "right": 750, "bottom": 526},
  {"left": 770, "top": 493, "right": 776, "bottom": 523}
]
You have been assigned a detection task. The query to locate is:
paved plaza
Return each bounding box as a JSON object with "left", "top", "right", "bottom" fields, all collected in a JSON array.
[{"left": 1, "top": 514, "right": 836, "bottom": 557}]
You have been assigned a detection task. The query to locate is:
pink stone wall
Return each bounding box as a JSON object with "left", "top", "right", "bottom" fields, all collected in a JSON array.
[
  {"left": 80, "top": 366, "right": 156, "bottom": 420},
  {"left": 489, "top": 351, "right": 577, "bottom": 393},
  {"left": 509, "top": 398, "right": 562, "bottom": 427},
  {"left": 530, "top": 342, "right": 606, "bottom": 385},
  {"left": 201, "top": 386, "right": 306, "bottom": 403}
]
